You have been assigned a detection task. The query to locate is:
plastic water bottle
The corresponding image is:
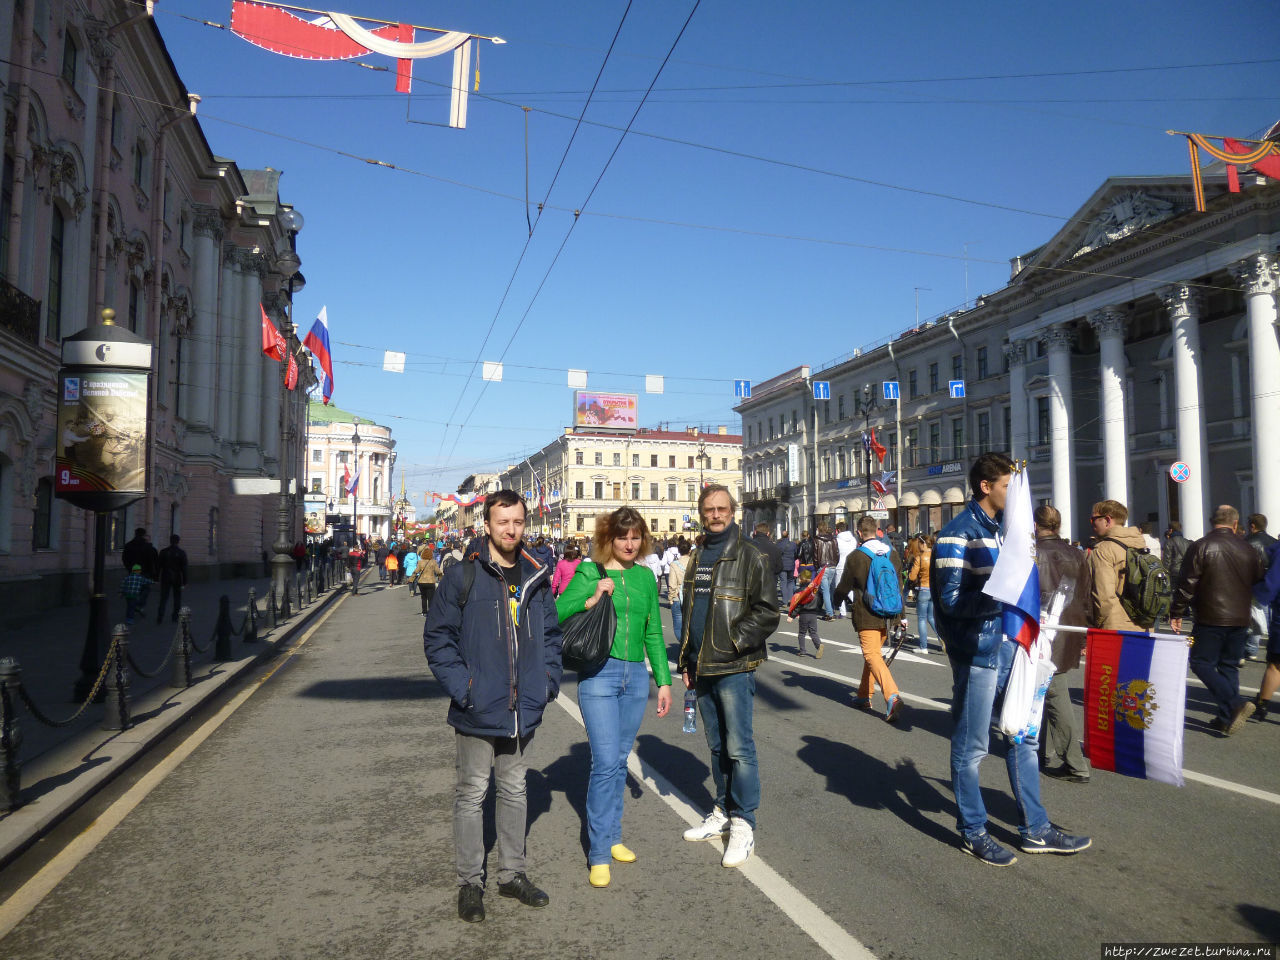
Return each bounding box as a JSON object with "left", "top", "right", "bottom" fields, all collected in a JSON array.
[{"left": 683, "top": 690, "right": 697, "bottom": 734}]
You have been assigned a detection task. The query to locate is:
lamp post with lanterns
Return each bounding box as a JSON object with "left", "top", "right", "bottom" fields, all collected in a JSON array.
[
  {"left": 350, "top": 424, "right": 360, "bottom": 595},
  {"left": 270, "top": 207, "right": 304, "bottom": 619}
]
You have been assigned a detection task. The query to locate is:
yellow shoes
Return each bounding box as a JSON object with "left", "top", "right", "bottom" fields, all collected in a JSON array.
[
  {"left": 588, "top": 864, "right": 611, "bottom": 887},
  {"left": 610, "top": 844, "right": 637, "bottom": 863}
]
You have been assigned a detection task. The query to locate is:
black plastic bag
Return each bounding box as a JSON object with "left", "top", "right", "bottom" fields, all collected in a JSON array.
[{"left": 561, "top": 569, "right": 616, "bottom": 672}]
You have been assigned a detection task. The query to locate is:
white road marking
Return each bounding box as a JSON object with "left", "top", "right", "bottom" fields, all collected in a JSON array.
[
  {"left": 555, "top": 694, "right": 875, "bottom": 960},
  {"left": 0, "top": 595, "right": 349, "bottom": 940}
]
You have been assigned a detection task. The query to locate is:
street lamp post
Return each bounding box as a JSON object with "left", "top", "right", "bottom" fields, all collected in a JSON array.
[
  {"left": 350, "top": 425, "right": 360, "bottom": 595},
  {"left": 270, "top": 208, "right": 304, "bottom": 620}
]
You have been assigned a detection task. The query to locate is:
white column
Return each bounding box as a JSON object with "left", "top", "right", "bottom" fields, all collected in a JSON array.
[
  {"left": 216, "top": 246, "right": 241, "bottom": 441},
  {"left": 237, "top": 254, "right": 263, "bottom": 448},
  {"left": 1231, "top": 253, "right": 1280, "bottom": 527},
  {"left": 186, "top": 210, "right": 221, "bottom": 428},
  {"left": 1159, "top": 284, "right": 1208, "bottom": 540},
  {"left": 1003, "top": 339, "right": 1028, "bottom": 461},
  {"left": 1089, "top": 307, "right": 1129, "bottom": 507},
  {"left": 1042, "top": 325, "right": 1077, "bottom": 537}
]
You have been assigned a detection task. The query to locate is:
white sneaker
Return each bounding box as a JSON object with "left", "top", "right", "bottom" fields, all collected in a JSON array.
[
  {"left": 722, "top": 817, "right": 754, "bottom": 868},
  {"left": 683, "top": 807, "right": 730, "bottom": 842}
]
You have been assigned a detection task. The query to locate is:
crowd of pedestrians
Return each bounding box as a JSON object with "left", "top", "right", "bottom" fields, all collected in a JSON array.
[{"left": 414, "top": 455, "right": 1277, "bottom": 919}]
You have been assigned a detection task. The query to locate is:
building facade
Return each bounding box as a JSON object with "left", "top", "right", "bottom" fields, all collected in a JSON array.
[
  {"left": 741, "top": 168, "right": 1280, "bottom": 545},
  {"left": 304, "top": 403, "right": 396, "bottom": 541},
  {"left": 1, "top": 1, "right": 313, "bottom": 617},
  {"left": 494, "top": 426, "right": 743, "bottom": 541}
]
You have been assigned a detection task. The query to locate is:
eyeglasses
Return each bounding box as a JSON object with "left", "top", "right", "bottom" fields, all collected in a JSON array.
[{"left": 1090, "top": 515, "right": 1107, "bottom": 522}]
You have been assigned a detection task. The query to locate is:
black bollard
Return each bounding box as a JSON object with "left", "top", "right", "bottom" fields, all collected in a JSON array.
[
  {"left": 102, "top": 625, "right": 131, "bottom": 731},
  {"left": 0, "top": 657, "right": 23, "bottom": 812},
  {"left": 214, "top": 596, "right": 234, "bottom": 661},
  {"left": 245, "top": 589, "right": 259, "bottom": 643},
  {"left": 267, "top": 585, "right": 278, "bottom": 629},
  {"left": 171, "top": 610, "right": 192, "bottom": 688}
]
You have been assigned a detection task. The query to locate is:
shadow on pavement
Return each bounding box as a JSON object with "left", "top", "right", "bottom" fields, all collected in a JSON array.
[
  {"left": 527, "top": 741, "right": 591, "bottom": 857},
  {"left": 293, "top": 677, "right": 446, "bottom": 700},
  {"left": 797, "top": 734, "right": 957, "bottom": 848},
  {"left": 633, "top": 733, "right": 713, "bottom": 812},
  {"left": 1236, "top": 904, "right": 1280, "bottom": 940},
  {"left": 11, "top": 755, "right": 112, "bottom": 809}
]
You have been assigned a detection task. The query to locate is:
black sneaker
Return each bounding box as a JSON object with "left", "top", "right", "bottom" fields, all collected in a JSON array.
[
  {"left": 497, "top": 872, "right": 549, "bottom": 907},
  {"left": 1252, "top": 700, "right": 1269, "bottom": 722},
  {"left": 962, "top": 832, "right": 1017, "bottom": 866},
  {"left": 457, "top": 884, "right": 485, "bottom": 923},
  {"left": 1021, "top": 825, "right": 1092, "bottom": 855},
  {"left": 1042, "top": 764, "right": 1091, "bottom": 784}
]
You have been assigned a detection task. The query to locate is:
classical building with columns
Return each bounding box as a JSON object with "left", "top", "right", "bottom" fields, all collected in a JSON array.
[
  {"left": 0, "top": 1, "right": 313, "bottom": 617},
  {"left": 742, "top": 167, "right": 1279, "bottom": 544},
  {"left": 303, "top": 403, "right": 396, "bottom": 541}
]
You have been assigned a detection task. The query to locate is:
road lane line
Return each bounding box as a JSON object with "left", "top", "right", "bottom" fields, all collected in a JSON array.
[
  {"left": 554, "top": 694, "right": 875, "bottom": 960},
  {"left": 0, "top": 593, "right": 349, "bottom": 940}
]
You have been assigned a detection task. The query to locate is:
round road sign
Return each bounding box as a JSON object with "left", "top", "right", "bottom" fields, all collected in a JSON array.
[{"left": 1169, "top": 461, "right": 1190, "bottom": 484}]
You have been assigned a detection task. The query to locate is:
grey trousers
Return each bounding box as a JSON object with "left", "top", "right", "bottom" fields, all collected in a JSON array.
[
  {"left": 454, "top": 729, "right": 533, "bottom": 888},
  {"left": 1039, "top": 672, "right": 1089, "bottom": 776}
]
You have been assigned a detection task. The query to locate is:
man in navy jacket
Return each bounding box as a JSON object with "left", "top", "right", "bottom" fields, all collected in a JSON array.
[{"left": 424, "top": 490, "right": 563, "bottom": 923}]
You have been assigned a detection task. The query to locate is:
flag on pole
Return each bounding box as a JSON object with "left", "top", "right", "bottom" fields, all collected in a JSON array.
[
  {"left": 869, "top": 428, "right": 887, "bottom": 465},
  {"left": 261, "top": 305, "right": 286, "bottom": 362},
  {"left": 345, "top": 462, "right": 361, "bottom": 495},
  {"left": 981, "top": 467, "right": 1040, "bottom": 653},
  {"left": 285, "top": 353, "right": 298, "bottom": 390},
  {"left": 528, "top": 464, "right": 547, "bottom": 516},
  {"left": 1083, "top": 629, "right": 1189, "bottom": 787},
  {"left": 303, "top": 307, "right": 334, "bottom": 404},
  {"left": 342, "top": 462, "right": 351, "bottom": 492}
]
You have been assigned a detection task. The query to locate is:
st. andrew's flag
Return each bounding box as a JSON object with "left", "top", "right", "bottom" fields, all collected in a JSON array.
[{"left": 1083, "top": 629, "right": 1188, "bottom": 787}]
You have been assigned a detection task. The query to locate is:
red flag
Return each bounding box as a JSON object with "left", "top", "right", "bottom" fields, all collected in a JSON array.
[
  {"left": 1224, "top": 137, "right": 1280, "bottom": 181},
  {"left": 395, "top": 23, "right": 414, "bottom": 93},
  {"left": 286, "top": 353, "right": 298, "bottom": 390},
  {"left": 261, "top": 305, "right": 286, "bottom": 362},
  {"left": 869, "top": 428, "right": 887, "bottom": 464}
]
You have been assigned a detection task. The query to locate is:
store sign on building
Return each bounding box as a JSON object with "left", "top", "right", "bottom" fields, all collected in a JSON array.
[
  {"left": 787, "top": 443, "right": 800, "bottom": 482},
  {"left": 927, "top": 461, "right": 965, "bottom": 476}
]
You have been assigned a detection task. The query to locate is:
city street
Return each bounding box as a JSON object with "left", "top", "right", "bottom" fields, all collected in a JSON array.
[{"left": 0, "top": 580, "right": 1276, "bottom": 960}]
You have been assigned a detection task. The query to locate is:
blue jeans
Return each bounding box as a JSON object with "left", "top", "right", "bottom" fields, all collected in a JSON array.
[
  {"left": 670, "top": 596, "right": 684, "bottom": 643},
  {"left": 820, "top": 566, "right": 837, "bottom": 617},
  {"left": 949, "top": 640, "right": 1049, "bottom": 842},
  {"left": 1189, "top": 623, "right": 1248, "bottom": 724},
  {"left": 780, "top": 572, "right": 796, "bottom": 610},
  {"left": 916, "top": 588, "right": 935, "bottom": 651},
  {"left": 577, "top": 657, "right": 650, "bottom": 865},
  {"left": 697, "top": 671, "right": 760, "bottom": 829}
]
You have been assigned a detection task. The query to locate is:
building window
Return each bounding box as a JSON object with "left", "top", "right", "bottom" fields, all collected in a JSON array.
[
  {"left": 613, "top": 452, "right": 621, "bottom": 466},
  {"left": 0, "top": 153, "right": 13, "bottom": 272},
  {"left": 887, "top": 432, "right": 896, "bottom": 470},
  {"left": 336, "top": 451, "right": 349, "bottom": 463},
  {"left": 631, "top": 482, "right": 640, "bottom": 500},
  {"left": 646, "top": 454, "right": 655, "bottom": 467},
  {"left": 791, "top": 411, "right": 798, "bottom": 433},
  {"left": 976, "top": 346, "right": 988, "bottom": 380},
  {"left": 32, "top": 478, "right": 53, "bottom": 549},
  {"left": 612, "top": 482, "right": 621, "bottom": 500},
  {"left": 667, "top": 483, "right": 677, "bottom": 501},
  {"left": 312, "top": 449, "right": 323, "bottom": 463},
  {"left": 1003, "top": 405, "right": 1012, "bottom": 449},
  {"left": 575, "top": 450, "right": 583, "bottom": 465},
  {"left": 668, "top": 519, "right": 676, "bottom": 532},
  {"left": 575, "top": 481, "right": 584, "bottom": 498},
  {"left": 823, "top": 400, "right": 831, "bottom": 425},
  {"left": 133, "top": 141, "right": 148, "bottom": 191},
  {"left": 594, "top": 452, "right": 602, "bottom": 466},
  {"left": 1037, "top": 397, "right": 1050, "bottom": 445},
  {"left": 631, "top": 453, "right": 639, "bottom": 466},
  {"left": 594, "top": 481, "right": 603, "bottom": 499},
  {"left": 668, "top": 456, "right": 676, "bottom": 468},
  {"left": 61, "top": 32, "right": 78, "bottom": 88},
  {"left": 687, "top": 482, "right": 696, "bottom": 501},
  {"left": 908, "top": 369, "right": 917, "bottom": 399},
  {"left": 747, "top": 424, "right": 753, "bottom": 446},
  {"left": 928, "top": 422, "right": 940, "bottom": 463},
  {"left": 929, "top": 362, "right": 939, "bottom": 393},
  {"left": 837, "top": 395, "right": 846, "bottom": 420},
  {"left": 127, "top": 278, "right": 141, "bottom": 333},
  {"left": 821, "top": 454, "right": 830, "bottom": 481},
  {"left": 952, "top": 354, "right": 963, "bottom": 381},
  {"left": 977, "top": 412, "right": 990, "bottom": 453},
  {"left": 768, "top": 417, "right": 774, "bottom": 438},
  {"left": 46, "top": 206, "right": 65, "bottom": 339},
  {"left": 952, "top": 418, "right": 964, "bottom": 459},
  {"left": 721, "top": 458, "right": 728, "bottom": 470},
  {"left": 649, "top": 482, "right": 658, "bottom": 500},
  {"left": 907, "top": 427, "right": 919, "bottom": 467},
  {"left": 576, "top": 516, "right": 584, "bottom": 532},
  {"left": 311, "top": 477, "right": 322, "bottom": 493}
]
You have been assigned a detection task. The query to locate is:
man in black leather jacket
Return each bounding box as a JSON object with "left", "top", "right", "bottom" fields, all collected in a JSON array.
[
  {"left": 677, "top": 485, "right": 779, "bottom": 869},
  {"left": 1170, "top": 504, "right": 1264, "bottom": 735},
  {"left": 1245, "top": 515, "right": 1276, "bottom": 661}
]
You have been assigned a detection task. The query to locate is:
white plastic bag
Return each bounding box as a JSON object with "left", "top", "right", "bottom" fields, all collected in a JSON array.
[{"left": 999, "top": 633, "right": 1056, "bottom": 740}]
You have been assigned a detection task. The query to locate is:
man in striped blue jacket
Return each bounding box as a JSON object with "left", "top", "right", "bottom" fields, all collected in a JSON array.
[{"left": 932, "top": 453, "right": 1091, "bottom": 867}]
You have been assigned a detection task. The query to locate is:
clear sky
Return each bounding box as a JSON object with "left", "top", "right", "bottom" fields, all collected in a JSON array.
[{"left": 151, "top": 0, "right": 1280, "bottom": 510}]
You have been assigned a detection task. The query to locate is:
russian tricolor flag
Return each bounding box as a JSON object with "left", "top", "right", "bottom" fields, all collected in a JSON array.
[
  {"left": 981, "top": 467, "right": 1040, "bottom": 653},
  {"left": 1083, "top": 630, "right": 1188, "bottom": 787},
  {"left": 303, "top": 306, "right": 334, "bottom": 405}
]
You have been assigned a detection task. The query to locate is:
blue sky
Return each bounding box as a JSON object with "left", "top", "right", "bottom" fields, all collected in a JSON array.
[{"left": 153, "top": 0, "right": 1280, "bottom": 507}]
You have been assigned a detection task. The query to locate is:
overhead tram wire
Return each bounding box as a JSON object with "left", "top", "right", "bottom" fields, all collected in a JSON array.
[
  {"left": 432, "top": 0, "right": 638, "bottom": 469},
  {"left": 439, "top": 0, "right": 706, "bottom": 474}
]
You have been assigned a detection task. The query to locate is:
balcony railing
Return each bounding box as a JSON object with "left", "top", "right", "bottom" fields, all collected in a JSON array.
[{"left": 0, "top": 277, "right": 41, "bottom": 347}]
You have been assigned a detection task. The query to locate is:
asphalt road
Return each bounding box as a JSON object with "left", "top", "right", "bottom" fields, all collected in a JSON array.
[{"left": 1, "top": 580, "right": 1277, "bottom": 960}]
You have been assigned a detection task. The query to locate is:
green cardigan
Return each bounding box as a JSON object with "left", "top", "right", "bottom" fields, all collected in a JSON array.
[{"left": 555, "top": 562, "right": 672, "bottom": 688}]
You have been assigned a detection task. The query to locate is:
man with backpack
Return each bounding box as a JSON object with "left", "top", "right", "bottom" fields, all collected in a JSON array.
[
  {"left": 1086, "top": 500, "right": 1169, "bottom": 631},
  {"left": 1169, "top": 504, "right": 1264, "bottom": 735},
  {"left": 833, "top": 515, "right": 905, "bottom": 722}
]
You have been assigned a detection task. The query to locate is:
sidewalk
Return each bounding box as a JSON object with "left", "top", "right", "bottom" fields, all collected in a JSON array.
[{"left": 0, "top": 563, "right": 361, "bottom": 869}]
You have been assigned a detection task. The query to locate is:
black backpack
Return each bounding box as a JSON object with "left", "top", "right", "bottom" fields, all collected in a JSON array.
[{"left": 1105, "top": 538, "right": 1172, "bottom": 628}]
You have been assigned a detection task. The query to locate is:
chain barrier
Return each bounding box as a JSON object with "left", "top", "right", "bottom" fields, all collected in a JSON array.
[
  {"left": 188, "top": 610, "right": 213, "bottom": 654},
  {"left": 14, "top": 638, "right": 120, "bottom": 729},
  {"left": 126, "top": 635, "right": 176, "bottom": 680}
]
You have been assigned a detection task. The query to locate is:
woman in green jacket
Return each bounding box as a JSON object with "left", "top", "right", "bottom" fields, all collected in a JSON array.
[{"left": 556, "top": 507, "right": 672, "bottom": 889}]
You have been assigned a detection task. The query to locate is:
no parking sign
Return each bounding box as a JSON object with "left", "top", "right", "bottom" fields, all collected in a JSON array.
[{"left": 1169, "top": 461, "right": 1190, "bottom": 484}]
